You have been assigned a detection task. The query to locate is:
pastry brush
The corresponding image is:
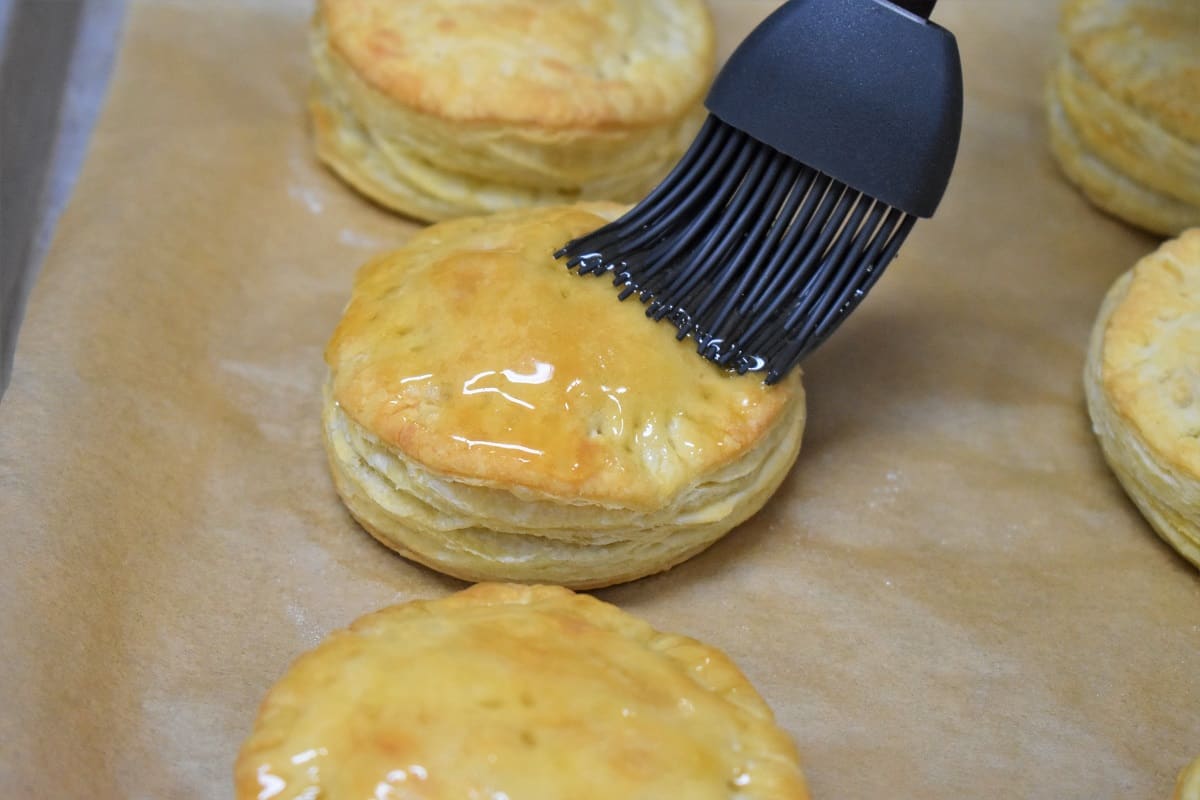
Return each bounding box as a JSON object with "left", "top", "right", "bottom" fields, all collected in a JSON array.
[{"left": 555, "top": 0, "right": 962, "bottom": 384}]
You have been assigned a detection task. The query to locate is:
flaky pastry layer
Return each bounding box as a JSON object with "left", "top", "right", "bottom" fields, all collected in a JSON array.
[
  {"left": 309, "top": 1, "right": 712, "bottom": 221},
  {"left": 1084, "top": 231, "right": 1200, "bottom": 568},
  {"left": 1046, "top": 0, "right": 1200, "bottom": 235},
  {"left": 1046, "top": 79, "right": 1200, "bottom": 236},
  {"left": 323, "top": 381, "right": 805, "bottom": 589},
  {"left": 1053, "top": 57, "right": 1200, "bottom": 209}
]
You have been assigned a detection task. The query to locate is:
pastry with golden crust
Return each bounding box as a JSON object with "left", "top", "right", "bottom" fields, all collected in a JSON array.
[
  {"left": 234, "top": 583, "right": 811, "bottom": 800},
  {"left": 1046, "top": 0, "right": 1200, "bottom": 235},
  {"left": 322, "top": 203, "right": 805, "bottom": 589},
  {"left": 309, "top": 0, "right": 715, "bottom": 221},
  {"left": 1084, "top": 229, "right": 1200, "bottom": 567}
]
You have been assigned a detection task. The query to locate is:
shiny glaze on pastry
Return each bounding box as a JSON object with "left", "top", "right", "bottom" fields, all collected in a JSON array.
[
  {"left": 326, "top": 203, "right": 799, "bottom": 511},
  {"left": 235, "top": 584, "right": 811, "bottom": 800}
]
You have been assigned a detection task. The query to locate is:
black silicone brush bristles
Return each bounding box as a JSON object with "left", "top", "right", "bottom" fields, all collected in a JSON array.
[{"left": 554, "top": 116, "right": 916, "bottom": 384}]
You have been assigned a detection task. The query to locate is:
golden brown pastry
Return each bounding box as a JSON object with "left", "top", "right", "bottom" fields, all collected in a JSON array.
[
  {"left": 322, "top": 203, "right": 805, "bottom": 589},
  {"left": 1046, "top": 0, "right": 1200, "bottom": 236},
  {"left": 1176, "top": 755, "right": 1200, "bottom": 800},
  {"left": 1084, "top": 229, "right": 1200, "bottom": 567},
  {"left": 309, "top": 0, "right": 715, "bottom": 222},
  {"left": 234, "top": 583, "right": 811, "bottom": 800}
]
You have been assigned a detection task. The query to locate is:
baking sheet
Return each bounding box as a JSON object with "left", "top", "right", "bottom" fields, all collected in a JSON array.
[{"left": 1, "top": 1, "right": 1197, "bottom": 797}]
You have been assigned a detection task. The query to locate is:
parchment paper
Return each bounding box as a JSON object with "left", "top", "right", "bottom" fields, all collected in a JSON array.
[{"left": 1, "top": 1, "right": 1197, "bottom": 797}]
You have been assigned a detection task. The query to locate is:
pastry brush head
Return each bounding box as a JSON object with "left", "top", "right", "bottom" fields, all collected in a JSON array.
[{"left": 555, "top": 0, "right": 962, "bottom": 384}]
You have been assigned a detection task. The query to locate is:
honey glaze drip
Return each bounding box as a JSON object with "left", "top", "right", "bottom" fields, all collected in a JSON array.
[{"left": 327, "top": 206, "right": 794, "bottom": 504}]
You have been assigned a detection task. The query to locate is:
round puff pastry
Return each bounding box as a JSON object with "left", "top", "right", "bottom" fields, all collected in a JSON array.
[
  {"left": 1084, "top": 229, "right": 1200, "bottom": 568},
  {"left": 309, "top": 0, "right": 714, "bottom": 222},
  {"left": 234, "top": 583, "right": 811, "bottom": 800},
  {"left": 323, "top": 203, "right": 805, "bottom": 589},
  {"left": 1046, "top": 0, "right": 1200, "bottom": 236},
  {"left": 1176, "top": 755, "right": 1200, "bottom": 800}
]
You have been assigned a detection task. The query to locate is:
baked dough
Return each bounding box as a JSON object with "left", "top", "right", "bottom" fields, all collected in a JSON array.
[
  {"left": 1084, "top": 229, "right": 1200, "bottom": 568},
  {"left": 323, "top": 203, "right": 805, "bottom": 588},
  {"left": 1176, "top": 755, "right": 1200, "bottom": 800},
  {"left": 309, "top": 0, "right": 714, "bottom": 221},
  {"left": 234, "top": 583, "right": 811, "bottom": 800},
  {"left": 1046, "top": 0, "right": 1200, "bottom": 235}
]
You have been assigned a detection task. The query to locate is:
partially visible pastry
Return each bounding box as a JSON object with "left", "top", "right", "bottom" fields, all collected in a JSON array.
[
  {"left": 234, "top": 583, "right": 812, "bottom": 799},
  {"left": 1084, "top": 229, "right": 1200, "bottom": 567},
  {"left": 322, "top": 203, "right": 806, "bottom": 589},
  {"left": 1046, "top": 0, "right": 1200, "bottom": 236},
  {"left": 309, "top": 0, "right": 715, "bottom": 222},
  {"left": 1176, "top": 755, "right": 1200, "bottom": 800}
]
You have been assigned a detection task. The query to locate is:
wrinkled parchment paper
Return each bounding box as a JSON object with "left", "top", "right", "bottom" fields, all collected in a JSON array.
[{"left": 1, "top": 1, "right": 1197, "bottom": 797}]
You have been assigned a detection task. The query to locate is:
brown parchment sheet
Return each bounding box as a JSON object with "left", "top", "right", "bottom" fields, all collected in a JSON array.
[{"left": 1, "top": 1, "right": 1198, "bottom": 797}]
